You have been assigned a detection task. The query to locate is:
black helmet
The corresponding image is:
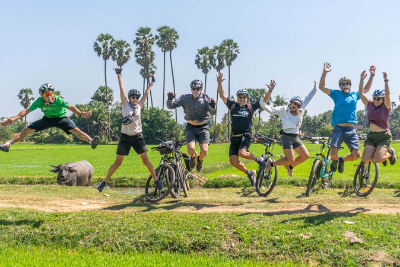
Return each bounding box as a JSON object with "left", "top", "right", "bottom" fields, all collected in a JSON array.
[
  {"left": 190, "top": 80, "right": 203, "bottom": 89},
  {"left": 39, "top": 83, "right": 55, "bottom": 95},
  {"left": 128, "top": 89, "right": 141, "bottom": 99}
]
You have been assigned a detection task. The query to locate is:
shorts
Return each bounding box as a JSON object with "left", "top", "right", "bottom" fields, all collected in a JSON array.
[
  {"left": 331, "top": 125, "right": 360, "bottom": 151},
  {"left": 116, "top": 133, "right": 148, "bottom": 155},
  {"left": 280, "top": 132, "right": 303, "bottom": 149},
  {"left": 364, "top": 130, "right": 392, "bottom": 148},
  {"left": 229, "top": 134, "right": 252, "bottom": 156},
  {"left": 185, "top": 123, "right": 210, "bottom": 145},
  {"left": 28, "top": 116, "right": 76, "bottom": 134}
]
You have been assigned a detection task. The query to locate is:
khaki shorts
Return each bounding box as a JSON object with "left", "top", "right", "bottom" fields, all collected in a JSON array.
[{"left": 364, "top": 130, "right": 392, "bottom": 148}]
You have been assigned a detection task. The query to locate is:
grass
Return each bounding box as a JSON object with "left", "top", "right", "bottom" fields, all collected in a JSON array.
[{"left": 0, "top": 142, "right": 399, "bottom": 188}]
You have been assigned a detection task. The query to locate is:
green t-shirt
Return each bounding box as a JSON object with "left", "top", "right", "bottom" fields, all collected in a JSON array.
[{"left": 28, "top": 95, "right": 70, "bottom": 118}]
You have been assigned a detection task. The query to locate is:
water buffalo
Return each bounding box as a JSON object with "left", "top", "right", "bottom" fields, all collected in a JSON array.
[{"left": 50, "top": 160, "right": 94, "bottom": 186}]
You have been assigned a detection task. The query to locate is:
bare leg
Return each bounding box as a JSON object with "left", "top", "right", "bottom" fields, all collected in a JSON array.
[
  {"left": 69, "top": 127, "right": 92, "bottom": 143},
  {"left": 10, "top": 128, "right": 36, "bottom": 143},
  {"left": 330, "top": 146, "right": 339, "bottom": 161},
  {"left": 139, "top": 152, "right": 157, "bottom": 180},
  {"left": 229, "top": 155, "right": 248, "bottom": 173},
  {"left": 199, "top": 143, "right": 208, "bottom": 161},
  {"left": 362, "top": 145, "right": 376, "bottom": 163},
  {"left": 291, "top": 145, "right": 310, "bottom": 167},
  {"left": 373, "top": 146, "right": 390, "bottom": 163},
  {"left": 104, "top": 154, "right": 124, "bottom": 184},
  {"left": 343, "top": 149, "right": 361, "bottom": 162},
  {"left": 186, "top": 141, "right": 196, "bottom": 158},
  {"left": 273, "top": 149, "right": 295, "bottom": 166},
  {"left": 238, "top": 148, "right": 257, "bottom": 160}
]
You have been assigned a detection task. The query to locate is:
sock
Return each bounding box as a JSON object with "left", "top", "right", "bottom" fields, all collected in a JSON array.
[
  {"left": 5, "top": 141, "right": 12, "bottom": 146},
  {"left": 246, "top": 170, "right": 251, "bottom": 176},
  {"left": 289, "top": 165, "right": 293, "bottom": 170},
  {"left": 197, "top": 155, "right": 202, "bottom": 162},
  {"left": 255, "top": 157, "right": 263, "bottom": 163},
  {"left": 270, "top": 162, "right": 274, "bottom": 167}
]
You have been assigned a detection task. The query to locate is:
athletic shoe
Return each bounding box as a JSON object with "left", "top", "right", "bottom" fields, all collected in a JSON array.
[
  {"left": 189, "top": 152, "right": 197, "bottom": 170},
  {"left": 284, "top": 165, "right": 293, "bottom": 177},
  {"left": 0, "top": 143, "right": 10, "bottom": 152},
  {"left": 155, "top": 179, "right": 163, "bottom": 190},
  {"left": 338, "top": 157, "right": 345, "bottom": 173},
  {"left": 91, "top": 136, "right": 100, "bottom": 149},
  {"left": 382, "top": 160, "right": 387, "bottom": 166},
  {"left": 247, "top": 170, "right": 256, "bottom": 186},
  {"left": 331, "top": 159, "right": 338, "bottom": 172},
  {"left": 256, "top": 157, "right": 267, "bottom": 171},
  {"left": 97, "top": 181, "right": 106, "bottom": 192},
  {"left": 389, "top": 147, "right": 397, "bottom": 165},
  {"left": 196, "top": 156, "right": 203, "bottom": 172}
]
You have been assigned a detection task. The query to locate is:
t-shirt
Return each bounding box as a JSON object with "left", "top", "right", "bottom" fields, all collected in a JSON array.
[
  {"left": 121, "top": 99, "right": 142, "bottom": 136},
  {"left": 329, "top": 89, "right": 360, "bottom": 125},
  {"left": 226, "top": 99, "right": 260, "bottom": 135},
  {"left": 367, "top": 100, "right": 391, "bottom": 130},
  {"left": 28, "top": 95, "right": 69, "bottom": 118}
]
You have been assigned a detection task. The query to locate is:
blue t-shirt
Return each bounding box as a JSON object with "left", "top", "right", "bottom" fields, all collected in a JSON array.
[{"left": 329, "top": 89, "right": 360, "bottom": 125}]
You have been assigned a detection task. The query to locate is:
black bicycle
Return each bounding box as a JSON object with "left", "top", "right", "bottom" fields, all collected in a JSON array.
[
  {"left": 168, "top": 140, "right": 191, "bottom": 199},
  {"left": 253, "top": 133, "right": 281, "bottom": 197}
]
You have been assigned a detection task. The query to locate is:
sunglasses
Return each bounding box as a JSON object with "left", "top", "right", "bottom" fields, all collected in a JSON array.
[
  {"left": 373, "top": 97, "right": 384, "bottom": 101},
  {"left": 130, "top": 95, "right": 140, "bottom": 99},
  {"left": 237, "top": 95, "right": 247, "bottom": 99},
  {"left": 340, "top": 82, "right": 351, "bottom": 86},
  {"left": 42, "top": 92, "right": 54, "bottom": 97},
  {"left": 191, "top": 88, "right": 202, "bottom": 91},
  {"left": 291, "top": 101, "right": 301, "bottom": 108}
]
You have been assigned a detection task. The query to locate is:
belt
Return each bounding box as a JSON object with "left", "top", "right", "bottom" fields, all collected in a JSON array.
[
  {"left": 231, "top": 132, "right": 251, "bottom": 137},
  {"left": 187, "top": 122, "right": 208, "bottom": 128}
]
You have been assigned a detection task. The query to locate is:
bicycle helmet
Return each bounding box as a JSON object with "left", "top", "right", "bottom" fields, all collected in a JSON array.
[
  {"left": 128, "top": 89, "right": 141, "bottom": 99},
  {"left": 190, "top": 79, "right": 203, "bottom": 89},
  {"left": 372, "top": 89, "right": 385, "bottom": 98},
  {"left": 39, "top": 83, "right": 55, "bottom": 95},
  {"left": 338, "top": 77, "right": 352, "bottom": 86},
  {"left": 236, "top": 89, "right": 249, "bottom": 96},
  {"left": 290, "top": 96, "right": 303, "bottom": 105}
]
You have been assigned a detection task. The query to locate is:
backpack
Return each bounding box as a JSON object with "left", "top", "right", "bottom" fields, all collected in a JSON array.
[{"left": 230, "top": 102, "right": 253, "bottom": 117}]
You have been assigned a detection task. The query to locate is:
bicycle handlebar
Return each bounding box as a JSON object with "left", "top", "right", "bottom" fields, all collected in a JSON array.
[{"left": 254, "top": 133, "right": 281, "bottom": 145}]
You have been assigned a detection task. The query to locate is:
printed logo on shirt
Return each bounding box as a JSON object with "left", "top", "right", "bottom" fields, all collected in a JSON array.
[{"left": 233, "top": 110, "right": 249, "bottom": 118}]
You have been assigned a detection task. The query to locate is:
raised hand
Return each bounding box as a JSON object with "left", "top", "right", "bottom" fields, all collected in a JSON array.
[
  {"left": 323, "top": 62, "right": 332, "bottom": 73},
  {"left": 81, "top": 111, "right": 92, "bottom": 119},
  {"left": 266, "top": 80, "right": 276, "bottom": 91},
  {"left": 150, "top": 74, "right": 155, "bottom": 84},
  {"left": 383, "top": 72, "right": 388, "bottom": 80},
  {"left": 1, "top": 117, "right": 13, "bottom": 126},
  {"left": 313, "top": 80, "right": 317, "bottom": 88},
  {"left": 360, "top": 70, "right": 367, "bottom": 80},
  {"left": 167, "top": 91, "right": 175, "bottom": 100},
  {"left": 217, "top": 72, "right": 225, "bottom": 83},
  {"left": 113, "top": 67, "right": 123, "bottom": 74},
  {"left": 209, "top": 98, "right": 216, "bottom": 109},
  {"left": 369, "top": 65, "right": 376, "bottom": 76}
]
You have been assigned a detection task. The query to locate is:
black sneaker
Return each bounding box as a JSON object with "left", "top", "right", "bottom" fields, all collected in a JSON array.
[
  {"left": 389, "top": 147, "right": 397, "bottom": 165},
  {"left": 247, "top": 170, "right": 256, "bottom": 186},
  {"left": 0, "top": 144, "right": 10, "bottom": 152},
  {"left": 155, "top": 179, "right": 163, "bottom": 190},
  {"left": 382, "top": 160, "right": 387, "bottom": 166},
  {"left": 91, "top": 136, "right": 100, "bottom": 149},
  {"left": 196, "top": 156, "right": 203, "bottom": 172},
  {"left": 189, "top": 153, "right": 197, "bottom": 170},
  {"left": 338, "top": 157, "right": 345, "bottom": 173},
  {"left": 98, "top": 181, "right": 106, "bottom": 192},
  {"left": 331, "top": 159, "right": 338, "bottom": 172}
]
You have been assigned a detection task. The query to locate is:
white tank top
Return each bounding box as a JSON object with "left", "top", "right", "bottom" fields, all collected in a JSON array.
[{"left": 121, "top": 100, "right": 142, "bottom": 136}]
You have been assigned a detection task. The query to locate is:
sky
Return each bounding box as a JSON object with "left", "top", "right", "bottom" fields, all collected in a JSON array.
[{"left": 1, "top": 0, "right": 399, "bottom": 123}]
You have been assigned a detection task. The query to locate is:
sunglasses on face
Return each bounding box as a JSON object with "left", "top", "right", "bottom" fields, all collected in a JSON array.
[
  {"left": 42, "top": 92, "right": 54, "bottom": 97},
  {"left": 130, "top": 95, "right": 140, "bottom": 99},
  {"left": 373, "top": 97, "right": 384, "bottom": 101},
  {"left": 291, "top": 101, "right": 301, "bottom": 108},
  {"left": 237, "top": 95, "right": 247, "bottom": 99},
  {"left": 191, "top": 88, "right": 201, "bottom": 91},
  {"left": 340, "top": 82, "right": 351, "bottom": 86}
]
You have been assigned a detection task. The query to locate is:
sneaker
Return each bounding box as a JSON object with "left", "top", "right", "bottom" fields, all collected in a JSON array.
[
  {"left": 97, "top": 181, "right": 106, "bottom": 192},
  {"left": 338, "top": 157, "right": 345, "bottom": 173},
  {"left": 196, "top": 156, "right": 203, "bottom": 172},
  {"left": 91, "top": 136, "right": 100, "bottom": 149},
  {"left": 389, "top": 147, "right": 397, "bottom": 165},
  {"left": 284, "top": 165, "right": 293, "bottom": 177},
  {"left": 247, "top": 170, "right": 256, "bottom": 186},
  {"left": 382, "top": 160, "right": 387, "bottom": 166},
  {"left": 264, "top": 158, "right": 273, "bottom": 173},
  {"left": 256, "top": 157, "right": 267, "bottom": 171},
  {"left": 0, "top": 143, "right": 10, "bottom": 152},
  {"left": 155, "top": 179, "right": 163, "bottom": 190},
  {"left": 189, "top": 152, "right": 197, "bottom": 170},
  {"left": 331, "top": 159, "right": 338, "bottom": 172}
]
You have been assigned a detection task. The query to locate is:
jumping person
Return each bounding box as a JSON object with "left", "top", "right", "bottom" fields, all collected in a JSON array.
[
  {"left": 217, "top": 72, "right": 274, "bottom": 186},
  {"left": 166, "top": 80, "right": 216, "bottom": 172},
  {"left": 0, "top": 83, "right": 100, "bottom": 152},
  {"left": 260, "top": 81, "right": 317, "bottom": 177},
  {"left": 98, "top": 67, "right": 159, "bottom": 192},
  {"left": 318, "top": 62, "right": 370, "bottom": 173},
  {"left": 358, "top": 67, "right": 396, "bottom": 166}
]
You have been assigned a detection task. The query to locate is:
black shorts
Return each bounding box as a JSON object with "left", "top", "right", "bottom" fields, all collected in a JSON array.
[
  {"left": 185, "top": 123, "right": 210, "bottom": 144},
  {"left": 229, "top": 134, "right": 252, "bottom": 156},
  {"left": 117, "top": 133, "right": 148, "bottom": 156},
  {"left": 28, "top": 116, "right": 76, "bottom": 134}
]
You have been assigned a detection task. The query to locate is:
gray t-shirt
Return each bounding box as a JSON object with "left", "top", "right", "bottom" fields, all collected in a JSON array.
[{"left": 121, "top": 99, "right": 142, "bottom": 136}]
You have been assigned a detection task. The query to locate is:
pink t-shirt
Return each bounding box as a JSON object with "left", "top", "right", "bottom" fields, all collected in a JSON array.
[{"left": 367, "top": 100, "right": 391, "bottom": 130}]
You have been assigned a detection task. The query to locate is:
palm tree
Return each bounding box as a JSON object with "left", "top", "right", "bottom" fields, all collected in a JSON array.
[
  {"left": 211, "top": 45, "right": 226, "bottom": 142},
  {"left": 110, "top": 39, "right": 132, "bottom": 68},
  {"left": 221, "top": 39, "right": 240, "bottom": 139},
  {"left": 17, "top": 88, "right": 34, "bottom": 125},
  {"left": 93, "top": 33, "right": 115, "bottom": 141},
  {"left": 195, "top": 46, "right": 215, "bottom": 94},
  {"left": 133, "top": 27, "right": 156, "bottom": 108}
]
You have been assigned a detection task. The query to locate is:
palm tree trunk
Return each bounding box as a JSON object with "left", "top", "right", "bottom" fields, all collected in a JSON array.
[
  {"left": 170, "top": 50, "right": 177, "bottom": 122},
  {"left": 256, "top": 111, "right": 261, "bottom": 133},
  {"left": 213, "top": 73, "right": 219, "bottom": 143},
  {"left": 227, "top": 64, "right": 231, "bottom": 140},
  {"left": 162, "top": 51, "right": 166, "bottom": 110},
  {"left": 104, "top": 59, "right": 110, "bottom": 141},
  {"left": 204, "top": 73, "right": 207, "bottom": 94}
]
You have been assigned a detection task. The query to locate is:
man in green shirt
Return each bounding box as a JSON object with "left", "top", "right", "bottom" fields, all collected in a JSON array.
[{"left": 0, "top": 83, "right": 99, "bottom": 152}]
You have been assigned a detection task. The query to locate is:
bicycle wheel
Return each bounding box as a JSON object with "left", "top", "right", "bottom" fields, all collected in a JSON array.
[
  {"left": 185, "top": 174, "right": 190, "bottom": 191},
  {"left": 145, "top": 165, "right": 175, "bottom": 203},
  {"left": 170, "top": 165, "right": 181, "bottom": 199},
  {"left": 306, "top": 160, "right": 321, "bottom": 197},
  {"left": 322, "top": 156, "right": 333, "bottom": 189},
  {"left": 255, "top": 160, "right": 278, "bottom": 197},
  {"left": 179, "top": 161, "right": 188, "bottom": 197},
  {"left": 353, "top": 161, "right": 379, "bottom": 197}
]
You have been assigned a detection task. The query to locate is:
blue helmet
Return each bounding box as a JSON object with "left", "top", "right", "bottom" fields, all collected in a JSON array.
[
  {"left": 236, "top": 89, "right": 249, "bottom": 96},
  {"left": 372, "top": 89, "right": 385, "bottom": 98}
]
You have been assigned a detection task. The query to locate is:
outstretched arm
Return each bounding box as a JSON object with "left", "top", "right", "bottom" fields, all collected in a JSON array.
[
  {"left": 67, "top": 105, "right": 92, "bottom": 119},
  {"left": 262, "top": 80, "right": 276, "bottom": 103},
  {"left": 301, "top": 80, "right": 317, "bottom": 109},
  {"left": 318, "top": 62, "right": 331, "bottom": 95},
  {"left": 140, "top": 75, "right": 155, "bottom": 108},
  {"left": 358, "top": 70, "right": 369, "bottom": 106},
  {"left": 114, "top": 67, "right": 126, "bottom": 105},
  {"left": 1, "top": 109, "right": 32, "bottom": 126},
  {"left": 383, "top": 72, "right": 391, "bottom": 109},
  {"left": 363, "top": 65, "right": 375, "bottom": 94},
  {"left": 217, "top": 72, "right": 228, "bottom": 104}
]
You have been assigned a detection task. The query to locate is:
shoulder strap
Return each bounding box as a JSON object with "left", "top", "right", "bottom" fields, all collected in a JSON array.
[
  {"left": 230, "top": 103, "right": 236, "bottom": 113},
  {"left": 247, "top": 103, "right": 253, "bottom": 117}
]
